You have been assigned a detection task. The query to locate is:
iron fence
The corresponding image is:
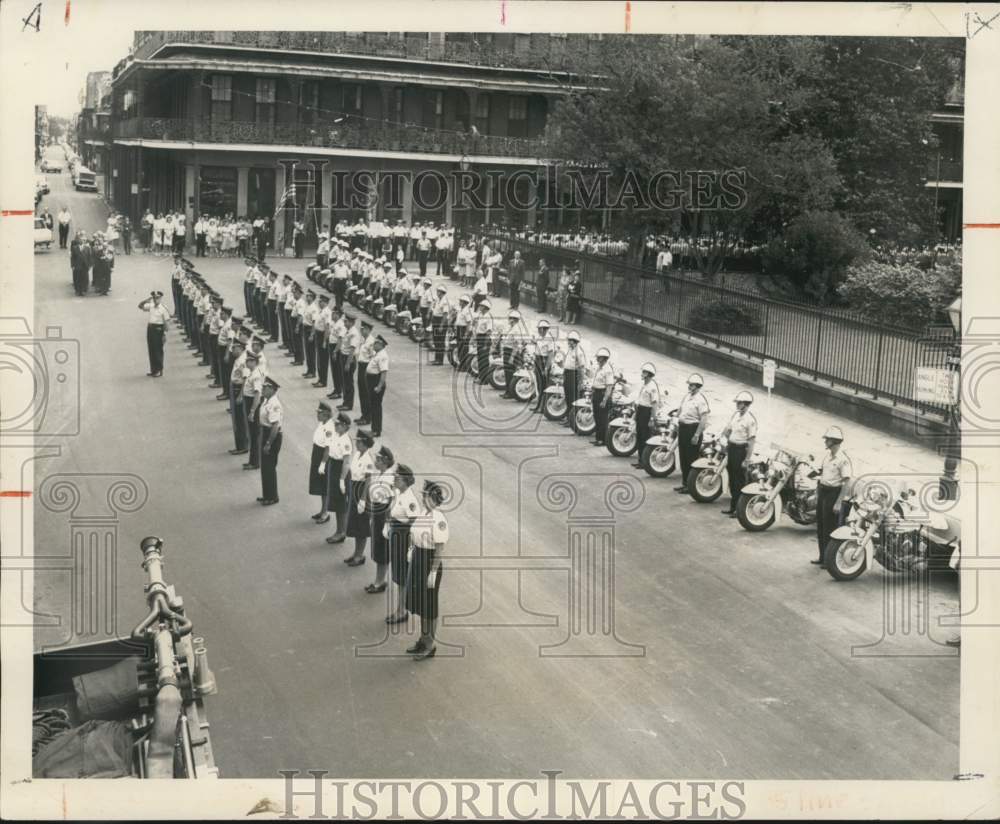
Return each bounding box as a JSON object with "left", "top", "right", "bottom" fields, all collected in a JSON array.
[{"left": 474, "top": 232, "right": 955, "bottom": 416}]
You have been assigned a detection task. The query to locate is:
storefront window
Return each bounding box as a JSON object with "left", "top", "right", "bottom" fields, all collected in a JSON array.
[{"left": 199, "top": 166, "right": 237, "bottom": 217}]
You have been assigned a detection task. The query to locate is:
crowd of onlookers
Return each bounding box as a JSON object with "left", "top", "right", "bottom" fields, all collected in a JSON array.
[{"left": 869, "top": 240, "right": 962, "bottom": 268}]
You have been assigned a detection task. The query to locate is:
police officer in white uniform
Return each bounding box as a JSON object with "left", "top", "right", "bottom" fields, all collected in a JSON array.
[
  {"left": 138, "top": 290, "right": 171, "bottom": 377},
  {"left": 719, "top": 390, "right": 757, "bottom": 517},
  {"left": 367, "top": 335, "right": 389, "bottom": 438},
  {"left": 561, "top": 331, "right": 587, "bottom": 425},
  {"left": 257, "top": 377, "right": 284, "bottom": 505},
  {"left": 532, "top": 319, "right": 556, "bottom": 413},
  {"left": 590, "top": 347, "right": 615, "bottom": 444},
  {"left": 632, "top": 362, "right": 661, "bottom": 468},
  {"left": 815, "top": 425, "right": 853, "bottom": 566},
  {"left": 674, "top": 374, "right": 710, "bottom": 493}
]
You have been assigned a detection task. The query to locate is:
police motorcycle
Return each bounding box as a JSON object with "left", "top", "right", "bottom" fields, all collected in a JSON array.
[
  {"left": 824, "top": 483, "right": 961, "bottom": 582},
  {"left": 735, "top": 444, "right": 818, "bottom": 532},
  {"left": 685, "top": 432, "right": 728, "bottom": 502},
  {"left": 409, "top": 309, "right": 427, "bottom": 345},
  {"left": 467, "top": 332, "right": 508, "bottom": 389},
  {"left": 541, "top": 351, "right": 570, "bottom": 420},
  {"left": 571, "top": 366, "right": 630, "bottom": 437},
  {"left": 372, "top": 293, "right": 385, "bottom": 321},
  {"left": 511, "top": 340, "right": 539, "bottom": 402},
  {"left": 640, "top": 407, "right": 680, "bottom": 478},
  {"left": 605, "top": 364, "right": 671, "bottom": 458},
  {"left": 346, "top": 283, "right": 362, "bottom": 309}
]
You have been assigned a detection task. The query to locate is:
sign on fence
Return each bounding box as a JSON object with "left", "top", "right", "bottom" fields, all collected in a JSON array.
[
  {"left": 914, "top": 367, "right": 959, "bottom": 405},
  {"left": 762, "top": 359, "right": 777, "bottom": 389}
]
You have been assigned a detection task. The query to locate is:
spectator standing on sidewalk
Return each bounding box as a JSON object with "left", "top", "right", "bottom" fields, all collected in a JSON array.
[
  {"left": 57, "top": 205, "right": 72, "bottom": 249},
  {"left": 141, "top": 209, "right": 154, "bottom": 252},
  {"left": 656, "top": 245, "right": 673, "bottom": 294},
  {"left": 508, "top": 251, "right": 525, "bottom": 311},
  {"left": 122, "top": 216, "right": 133, "bottom": 255},
  {"left": 565, "top": 268, "right": 582, "bottom": 324},
  {"left": 535, "top": 257, "right": 550, "bottom": 314},
  {"left": 556, "top": 266, "right": 571, "bottom": 322}
]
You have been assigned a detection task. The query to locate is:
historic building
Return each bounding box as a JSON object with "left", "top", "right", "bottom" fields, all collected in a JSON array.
[
  {"left": 926, "top": 64, "right": 964, "bottom": 242},
  {"left": 106, "top": 31, "right": 616, "bottom": 249},
  {"left": 78, "top": 71, "right": 113, "bottom": 175}
]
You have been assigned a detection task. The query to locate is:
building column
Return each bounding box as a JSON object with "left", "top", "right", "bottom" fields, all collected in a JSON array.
[
  {"left": 190, "top": 71, "right": 205, "bottom": 139},
  {"left": 237, "top": 166, "right": 249, "bottom": 217},
  {"left": 320, "top": 163, "right": 333, "bottom": 232},
  {"left": 274, "top": 162, "right": 286, "bottom": 251},
  {"left": 401, "top": 173, "right": 413, "bottom": 224},
  {"left": 526, "top": 176, "right": 537, "bottom": 229},
  {"left": 184, "top": 163, "right": 197, "bottom": 243},
  {"left": 484, "top": 172, "right": 492, "bottom": 227},
  {"left": 444, "top": 170, "right": 454, "bottom": 226}
]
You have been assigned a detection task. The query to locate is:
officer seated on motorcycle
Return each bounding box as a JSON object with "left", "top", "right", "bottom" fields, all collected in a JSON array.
[{"left": 719, "top": 390, "right": 757, "bottom": 517}]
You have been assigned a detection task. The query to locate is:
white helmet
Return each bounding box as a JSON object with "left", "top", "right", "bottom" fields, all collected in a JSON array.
[
  {"left": 734, "top": 390, "right": 754, "bottom": 404},
  {"left": 641, "top": 362, "right": 656, "bottom": 376},
  {"left": 687, "top": 373, "right": 704, "bottom": 386},
  {"left": 508, "top": 310, "right": 521, "bottom": 320},
  {"left": 537, "top": 318, "right": 550, "bottom": 329},
  {"left": 479, "top": 299, "right": 492, "bottom": 311},
  {"left": 596, "top": 347, "right": 611, "bottom": 359},
  {"left": 823, "top": 425, "right": 844, "bottom": 442},
  {"left": 567, "top": 330, "right": 581, "bottom": 342}
]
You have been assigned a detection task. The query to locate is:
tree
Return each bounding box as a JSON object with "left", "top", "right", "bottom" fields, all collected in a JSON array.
[{"left": 545, "top": 36, "right": 843, "bottom": 282}]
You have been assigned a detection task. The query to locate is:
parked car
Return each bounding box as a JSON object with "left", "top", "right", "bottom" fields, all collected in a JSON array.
[
  {"left": 34, "top": 217, "right": 53, "bottom": 250},
  {"left": 74, "top": 166, "right": 98, "bottom": 192},
  {"left": 40, "top": 158, "right": 63, "bottom": 173},
  {"left": 35, "top": 175, "right": 49, "bottom": 194}
]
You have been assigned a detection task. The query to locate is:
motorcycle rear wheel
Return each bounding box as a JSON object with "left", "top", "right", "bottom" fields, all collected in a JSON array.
[
  {"left": 607, "top": 425, "right": 637, "bottom": 457},
  {"left": 641, "top": 444, "right": 676, "bottom": 477},
  {"left": 543, "top": 393, "right": 566, "bottom": 421},
  {"left": 736, "top": 493, "right": 775, "bottom": 531},
  {"left": 824, "top": 538, "right": 867, "bottom": 581},
  {"left": 688, "top": 467, "right": 723, "bottom": 502},
  {"left": 571, "top": 406, "right": 596, "bottom": 436}
]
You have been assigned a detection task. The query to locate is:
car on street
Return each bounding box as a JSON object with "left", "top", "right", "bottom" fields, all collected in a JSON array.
[
  {"left": 40, "top": 158, "right": 63, "bottom": 173},
  {"left": 73, "top": 166, "right": 98, "bottom": 192},
  {"left": 34, "top": 216, "right": 52, "bottom": 250},
  {"left": 35, "top": 174, "right": 49, "bottom": 194}
]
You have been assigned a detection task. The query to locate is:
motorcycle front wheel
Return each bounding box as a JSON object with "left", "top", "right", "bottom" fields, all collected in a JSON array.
[
  {"left": 824, "top": 538, "right": 867, "bottom": 581},
  {"left": 543, "top": 393, "right": 566, "bottom": 421},
  {"left": 373, "top": 306, "right": 384, "bottom": 321},
  {"left": 489, "top": 365, "right": 506, "bottom": 391},
  {"left": 513, "top": 375, "right": 534, "bottom": 402},
  {"left": 607, "top": 425, "right": 637, "bottom": 457},
  {"left": 410, "top": 325, "right": 424, "bottom": 344},
  {"left": 398, "top": 317, "right": 411, "bottom": 336},
  {"left": 736, "top": 493, "right": 775, "bottom": 531},
  {"left": 688, "top": 467, "right": 723, "bottom": 502},
  {"left": 571, "top": 406, "right": 596, "bottom": 436},
  {"left": 641, "top": 444, "right": 676, "bottom": 477}
]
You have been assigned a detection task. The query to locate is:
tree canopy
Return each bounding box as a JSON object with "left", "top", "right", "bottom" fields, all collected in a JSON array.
[{"left": 545, "top": 35, "right": 962, "bottom": 273}]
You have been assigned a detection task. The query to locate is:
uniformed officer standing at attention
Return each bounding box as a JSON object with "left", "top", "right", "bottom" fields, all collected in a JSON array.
[
  {"left": 814, "top": 426, "right": 852, "bottom": 566},
  {"left": 356, "top": 319, "right": 377, "bottom": 425},
  {"left": 241, "top": 348, "right": 265, "bottom": 470},
  {"left": 301, "top": 289, "right": 319, "bottom": 379},
  {"left": 632, "top": 362, "right": 661, "bottom": 468},
  {"left": 367, "top": 334, "right": 389, "bottom": 438},
  {"left": 454, "top": 294, "right": 473, "bottom": 372},
  {"left": 266, "top": 271, "right": 281, "bottom": 342},
  {"left": 561, "top": 330, "right": 587, "bottom": 425},
  {"left": 530, "top": 319, "right": 555, "bottom": 413},
  {"left": 138, "top": 291, "right": 170, "bottom": 377},
  {"left": 499, "top": 310, "right": 528, "bottom": 399},
  {"left": 326, "top": 306, "right": 345, "bottom": 401},
  {"left": 404, "top": 480, "right": 450, "bottom": 661},
  {"left": 473, "top": 299, "right": 494, "bottom": 383},
  {"left": 590, "top": 347, "right": 614, "bottom": 444},
  {"left": 228, "top": 337, "right": 250, "bottom": 455},
  {"left": 215, "top": 307, "right": 234, "bottom": 400},
  {"left": 312, "top": 294, "right": 332, "bottom": 388},
  {"left": 257, "top": 378, "right": 283, "bottom": 505},
  {"left": 719, "top": 390, "right": 757, "bottom": 517},
  {"left": 309, "top": 402, "right": 336, "bottom": 520},
  {"left": 674, "top": 374, "right": 710, "bottom": 494},
  {"left": 338, "top": 314, "right": 361, "bottom": 412},
  {"left": 430, "top": 284, "right": 451, "bottom": 365}
]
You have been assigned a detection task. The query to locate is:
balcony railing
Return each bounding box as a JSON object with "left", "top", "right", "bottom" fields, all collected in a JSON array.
[
  {"left": 125, "top": 30, "right": 604, "bottom": 76},
  {"left": 114, "top": 116, "right": 547, "bottom": 159},
  {"left": 926, "top": 158, "right": 963, "bottom": 183}
]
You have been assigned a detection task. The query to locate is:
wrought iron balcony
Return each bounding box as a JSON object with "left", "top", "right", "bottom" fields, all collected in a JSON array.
[
  {"left": 114, "top": 116, "right": 547, "bottom": 160},
  {"left": 125, "top": 30, "right": 603, "bottom": 76},
  {"left": 926, "top": 158, "right": 963, "bottom": 183}
]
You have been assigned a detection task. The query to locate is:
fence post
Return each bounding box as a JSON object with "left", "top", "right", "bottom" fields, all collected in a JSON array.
[
  {"left": 873, "top": 328, "right": 884, "bottom": 400},
  {"left": 814, "top": 312, "right": 824, "bottom": 376},
  {"left": 763, "top": 300, "right": 771, "bottom": 360},
  {"left": 675, "top": 276, "right": 684, "bottom": 329}
]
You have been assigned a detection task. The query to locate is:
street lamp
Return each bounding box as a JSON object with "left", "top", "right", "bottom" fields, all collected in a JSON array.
[{"left": 939, "top": 296, "right": 961, "bottom": 501}]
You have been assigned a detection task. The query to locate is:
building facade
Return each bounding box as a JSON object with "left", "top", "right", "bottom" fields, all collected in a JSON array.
[
  {"left": 107, "top": 31, "right": 615, "bottom": 250},
  {"left": 926, "top": 60, "right": 964, "bottom": 241}
]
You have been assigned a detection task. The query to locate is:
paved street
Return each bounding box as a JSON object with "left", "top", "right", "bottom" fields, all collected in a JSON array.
[{"left": 32, "top": 148, "right": 959, "bottom": 780}]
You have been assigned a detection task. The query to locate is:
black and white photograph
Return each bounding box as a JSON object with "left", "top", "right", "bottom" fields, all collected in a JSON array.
[{"left": 2, "top": 2, "right": 998, "bottom": 820}]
